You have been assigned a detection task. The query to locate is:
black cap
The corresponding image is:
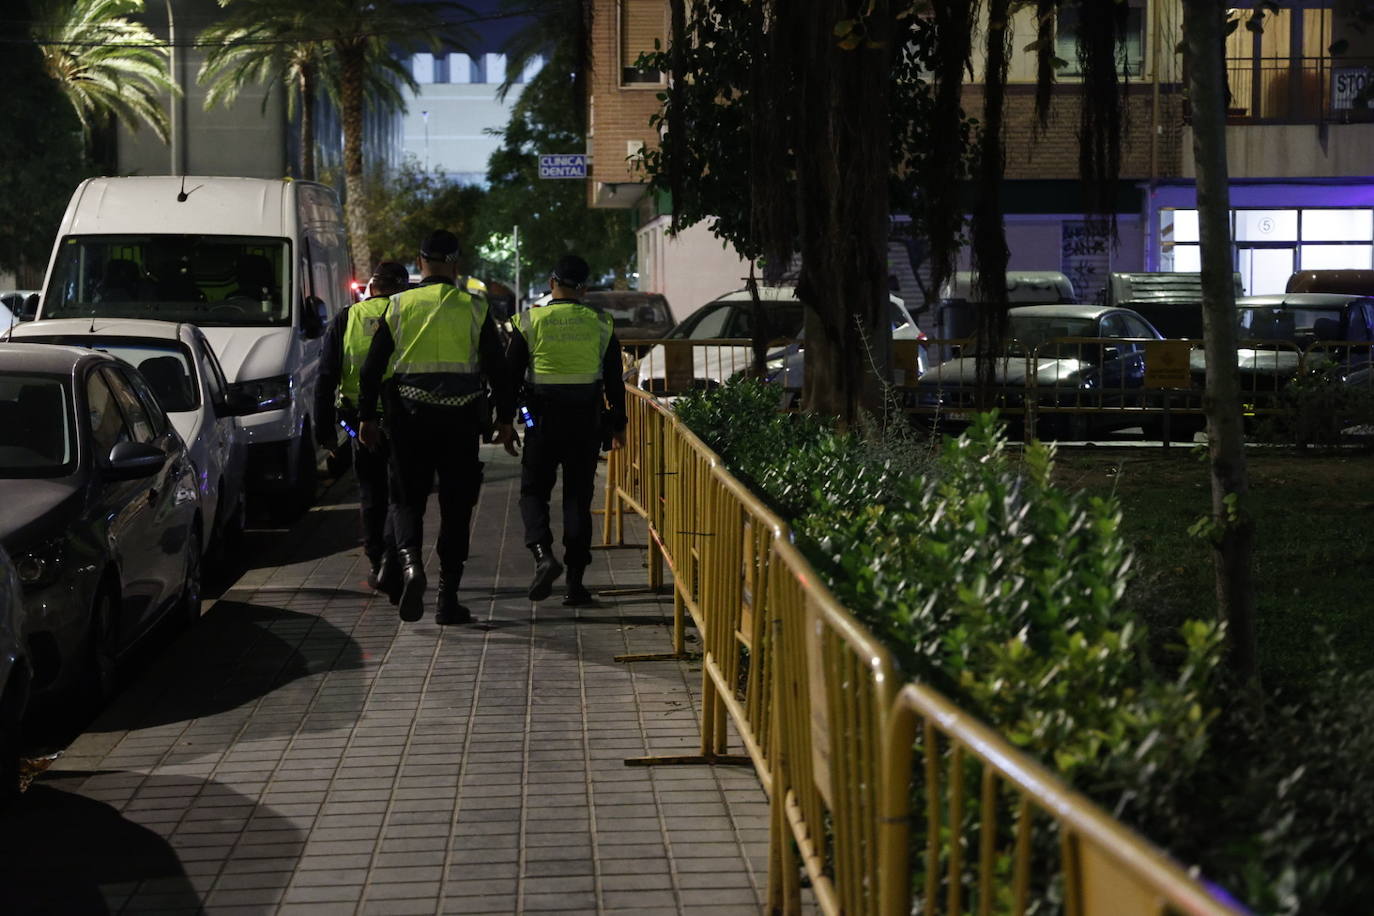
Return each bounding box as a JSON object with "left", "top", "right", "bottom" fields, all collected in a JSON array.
[
  {"left": 552, "top": 254, "right": 590, "bottom": 288},
  {"left": 419, "top": 229, "right": 462, "bottom": 263},
  {"left": 371, "top": 260, "right": 409, "bottom": 286}
]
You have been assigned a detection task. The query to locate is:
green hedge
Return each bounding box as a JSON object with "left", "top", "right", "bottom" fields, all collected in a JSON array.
[{"left": 673, "top": 379, "right": 1374, "bottom": 915}]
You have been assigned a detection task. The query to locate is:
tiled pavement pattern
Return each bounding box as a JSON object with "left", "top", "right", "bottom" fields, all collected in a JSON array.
[{"left": 7, "top": 446, "right": 771, "bottom": 914}]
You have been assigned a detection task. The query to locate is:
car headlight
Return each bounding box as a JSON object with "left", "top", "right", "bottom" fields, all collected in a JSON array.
[
  {"left": 15, "top": 539, "right": 65, "bottom": 589},
  {"left": 238, "top": 374, "right": 293, "bottom": 410},
  {"left": 763, "top": 357, "right": 787, "bottom": 383}
]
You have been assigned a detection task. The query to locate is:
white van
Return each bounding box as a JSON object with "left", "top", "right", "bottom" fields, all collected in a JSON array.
[{"left": 35, "top": 176, "right": 352, "bottom": 507}]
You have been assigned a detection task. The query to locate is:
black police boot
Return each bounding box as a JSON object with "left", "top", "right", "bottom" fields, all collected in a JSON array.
[
  {"left": 397, "top": 548, "right": 426, "bottom": 622},
  {"left": 435, "top": 578, "right": 471, "bottom": 626},
  {"left": 376, "top": 551, "right": 403, "bottom": 606},
  {"left": 527, "top": 544, "right": 563, "bottom": 602},
  {"left": 563, "top": 565, "right": 594, "bottom": 607}
]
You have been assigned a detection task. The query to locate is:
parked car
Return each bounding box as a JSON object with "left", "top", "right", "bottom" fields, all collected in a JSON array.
[
  {"left": 34, "top": 176, "right": 353, "bottom": 510},
  {"left": 635, "top": 286, "right": 923, "bottom": 393},
  {"left": 1187, "top": 293, "right": 1374, "bottom": 393},
  {"left": 0, "top": 343, "right": 202, "bottom": 714},
  {"left": 9, "top": 319, "right": 253, "bottom": 556},
  {"left": 0, "top": 544, "right": 27, "bottom": 804},
  {"left": 916, "top": 304, "right": 1166, "bottom": 439}
]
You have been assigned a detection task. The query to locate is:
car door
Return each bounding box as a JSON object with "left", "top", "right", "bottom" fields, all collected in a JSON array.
[
  {"left": 195, "top": 332, "right": 244, "bottom": 537},
  {"left": 104, "top": 365, "right": 191, "bottom": 630},
  {"left": 84, "top": 367, "right": 158, "bottom": 635},
  {"left": 1097, "top": 313, "right": 1147, "bottom": 403}
]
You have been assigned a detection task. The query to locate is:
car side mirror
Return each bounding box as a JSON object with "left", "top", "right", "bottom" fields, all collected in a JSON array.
[
  {"left": 18, "top": 294, "right": 39, "bottom": 322},
  {"left": 105, "top": 440, "right": 167, "bottom": 480},
  {"left": 219, "top": 384, "right": 263, "bottom": 417},
  {"left": 1101, "top": 345, "right": 1121, "bottom": 361},
  {"left": 302, "top": 295, "right": 328, "bottom": 339}
]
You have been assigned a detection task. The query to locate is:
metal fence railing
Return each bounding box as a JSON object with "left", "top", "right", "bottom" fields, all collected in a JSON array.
[
  {"left": 601, "top": 385, "right": 1248, "bottom": 915},
  {"left": 620, "top": 336, "right": 1374, "bottom": 444}
]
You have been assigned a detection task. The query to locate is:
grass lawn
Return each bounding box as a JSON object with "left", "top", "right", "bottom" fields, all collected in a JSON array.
[{"left": 1052, "top": 445, "right": 1374, "bottom": 693}]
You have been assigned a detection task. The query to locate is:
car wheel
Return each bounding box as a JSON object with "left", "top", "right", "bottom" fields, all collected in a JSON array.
[
  {"left": 183, "top": 525, "right": 203, "bottom": 627},
  {"left": 85, "top": 589, "right": 119, "bottom": 710}
]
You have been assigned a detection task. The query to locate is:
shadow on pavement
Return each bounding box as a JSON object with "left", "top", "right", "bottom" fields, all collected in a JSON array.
[
  {"left": 91, "top": 599, "right": 365, "bottom": 738},
  {"left": 0, "top": 772, "right": 299, "bottom": 913}
]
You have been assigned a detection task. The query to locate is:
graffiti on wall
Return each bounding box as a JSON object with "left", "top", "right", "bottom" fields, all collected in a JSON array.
[{"left": 1061, "top": 221, "right": 1112, "bottom": 305}]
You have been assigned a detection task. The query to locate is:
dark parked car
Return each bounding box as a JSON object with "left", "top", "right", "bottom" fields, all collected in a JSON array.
[
  {"left": 916, "top": 305, "right": 1166, "bottom": 439},
  {"left": 0, "top": 544, "right": 26, "bottom": 803},
  {"left": 0, "top": 343, "right": 202, "bottom": 716}
]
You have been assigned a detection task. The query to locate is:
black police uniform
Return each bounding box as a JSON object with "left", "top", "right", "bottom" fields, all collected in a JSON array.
[
  {"left": 357, "top": 276, "right": 514, "bottom": 622},
  {"left": 506, "top": 300, "right": 627, "bottom": 604}
]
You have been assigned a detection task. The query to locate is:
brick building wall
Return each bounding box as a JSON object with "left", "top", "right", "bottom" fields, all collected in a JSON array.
[
  {"left": 587, "top": 0, "right": 665, "bottom": 205},
  {"left": 962, "top": 84, "right": 1187, "bottom": 182}
]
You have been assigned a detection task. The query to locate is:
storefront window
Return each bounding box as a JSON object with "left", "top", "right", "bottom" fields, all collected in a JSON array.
[
  {"left": 1300, "top": 209, "right": 1374, "bottom": 242},
  {"left": 1235, "top": 209, "right": 1299, "bottom": 242},
  {"left": 1300, "top": 245, "right": 1373, "bottom": 270}
]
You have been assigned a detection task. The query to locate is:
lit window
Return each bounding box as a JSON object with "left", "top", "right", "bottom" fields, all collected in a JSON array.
[
  {"left": 1301, "top": 209, "right": 1374, "bottom": 242},
  {"left": 1301, "top": 245, "right": 1373, "bottom": 270},
  {"left": 620, "top": 0, "right": 665, "bottom": 84},
  {"left": 1235, "top": 209, "right": 1298, "bottom": 242}
]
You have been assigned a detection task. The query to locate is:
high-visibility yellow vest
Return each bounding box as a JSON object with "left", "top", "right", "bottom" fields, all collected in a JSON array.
[
  {"left": 385, "top": 281, "right": 488, "bottom": 382},
  {"left": 337, "top": 295, "right": 391, "bottom": 408},
  {"left": 514, "top": 301, "right": 614, "bottom": 385}
]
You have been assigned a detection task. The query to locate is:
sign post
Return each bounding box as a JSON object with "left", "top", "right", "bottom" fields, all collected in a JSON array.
[{"left": 538, "top": 154, "right": 589, "bottom": 179}]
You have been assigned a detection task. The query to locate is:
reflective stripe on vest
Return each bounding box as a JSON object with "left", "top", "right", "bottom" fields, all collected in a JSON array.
[
  {"left": 514, "top": 301, "right": 613, "bottom": 385},
  {"left": 385, "top": 281, "right": 487, "bottom": 379},
  {"left": 337, "top": 296, "right": 392, "bottom": 407}
]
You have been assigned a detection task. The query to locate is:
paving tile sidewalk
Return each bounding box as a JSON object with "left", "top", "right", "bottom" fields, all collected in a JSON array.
[{"left": 13, "top": 446, "right": 771, "bottom": 914}]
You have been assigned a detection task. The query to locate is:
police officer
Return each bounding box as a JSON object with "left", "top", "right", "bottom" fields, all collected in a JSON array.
[
  {"left": 506, "top": 254, "right": 626, "bottom": 605},
  {"left": 357, "top": 230, "right": 518, "bottom": 624},
  {"left": 315, "top": 260, "right": 409, "bottom": 601}
]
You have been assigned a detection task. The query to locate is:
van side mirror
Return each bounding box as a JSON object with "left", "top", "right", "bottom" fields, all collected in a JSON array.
[
  {"left": 219, "top": 384, "right": 263, "bottom": 417},
  {"left": 19, "top": 294, "right": 39, "bottom": 322},
  {"left": 302, "top": 295, "right": 328, "bottom": 339}
]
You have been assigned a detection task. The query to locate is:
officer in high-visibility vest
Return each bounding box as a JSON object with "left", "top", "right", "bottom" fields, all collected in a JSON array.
[
  {"left": 357, "top": 230, "right": 518, "bottom": 624},
  {"left": 506, "top": 254, "right": 627, "bottom": 605},
  {"left": 315, "top": 260, "right": 410, "bottom": 601}
]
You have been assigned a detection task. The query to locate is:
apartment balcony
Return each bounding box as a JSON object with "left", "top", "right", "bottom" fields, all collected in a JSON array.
[{"left": 1223, "top": 55, "right": 1374, "bottom": 124}]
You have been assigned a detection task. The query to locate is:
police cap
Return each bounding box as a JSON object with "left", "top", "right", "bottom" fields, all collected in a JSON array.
[
  {"left": 419, "top": 229, "right": 462, "bottom": 263},
  {"left": 552, "top": 254, "right": 591, "bottom": 288},
  {"left": 371, "top": 261, "right": 409, "bottom": 286}
]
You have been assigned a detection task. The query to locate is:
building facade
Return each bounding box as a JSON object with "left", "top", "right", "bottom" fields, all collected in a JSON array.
[{"left": 586, "top": 0, "right": 1374, "bottom": 315}]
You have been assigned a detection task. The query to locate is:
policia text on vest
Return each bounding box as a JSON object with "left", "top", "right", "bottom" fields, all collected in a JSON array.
[
  {"left": 506, "top": 254, "right": 628, "bottom": 606},
  {"left": 356, "top": 231, "right": 518, "bottom": 625}
]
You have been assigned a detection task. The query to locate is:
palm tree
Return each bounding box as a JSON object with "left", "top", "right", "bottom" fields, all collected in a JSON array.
[
  {"left": 315, "top": 0, "right": 473, "bottom": 271},
  {"left": 30, "top": 0, "right": 177, "bottom": 152},
  {"left": 198, "top": 0, "right": 326, "bottom": 180}
]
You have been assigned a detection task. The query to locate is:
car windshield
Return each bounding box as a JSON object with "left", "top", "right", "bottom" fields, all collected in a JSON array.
[
  {"left": 1237, "top": 306, "right": 1343, "bottom": 344},
  {"left": 585, "top": 292, "right": 673, "bottom": 336},
  {"left": 1007, "top": 316, "right": 1097, "bottom": 351},
  {"left": 0, "top": 373, "right": 75, "bottom": 477},
  {"left": 23, "top": 336, "right": 199, "bottom": 413},
  {"left": 45, "top": 234, "right": 291, "bottom": 327}
]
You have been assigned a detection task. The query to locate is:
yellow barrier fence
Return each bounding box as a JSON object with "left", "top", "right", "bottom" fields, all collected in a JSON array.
[{"left": 603, "top": 385, "right": 1246, "bottom": 916}]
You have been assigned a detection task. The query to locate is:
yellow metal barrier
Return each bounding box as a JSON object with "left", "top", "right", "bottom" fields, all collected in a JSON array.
[{"left": 606, "top": 384, "right": 1246, "bottom": 916}]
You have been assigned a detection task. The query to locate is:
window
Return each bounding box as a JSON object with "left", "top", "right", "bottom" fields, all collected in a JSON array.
[
  {"left": 1055, "top": 3, "right": 1145, "bottom": 78},
  {"left": 86, "top": 370, "right": 131, "bottom": 456},
  {"left": 103, "top": 367, "right": 155, "bottom": 443},
  {"left": 620, "top": 0, "right": 665, "bottom": 84},
  {"left": 199, "top": 339, "right": 229, "bottom": 410},
  {"left": 674, "top": 304, "right": 730, "bottom": 339},
  {"left": 1118, "top": 313, "right": 1158, "bottom": 340},
  {"left": 413, "top": 53, "right": 435, "bottom": 84},
  {"left": 485, "top": 53, "right": 506, "bottom": 85},
  {"left": 120, "top": 367, "right": 169, "bottom": 438},
  {"left": 47, "top": 235, "right": 291, "bottom": 327},
  {"left": 0, "top": 374, "right": 73, "bottom": 476},
  {"left": 449, "top": 53, "right": 471, "bottom": 85}
]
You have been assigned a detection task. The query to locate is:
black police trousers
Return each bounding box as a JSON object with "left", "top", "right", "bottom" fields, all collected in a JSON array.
[
  {"left": 352, "top": 431, "right": 393, "bottom": 564},
  {"left": 385, "top": 400, "right": 485, "bottom": 582},
  {"left": 519, "top": 398, "right": 602, "bottom": 571}
]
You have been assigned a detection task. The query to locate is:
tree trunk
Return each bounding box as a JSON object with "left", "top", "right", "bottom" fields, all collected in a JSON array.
[
  {"left": 300, "top": 62, "right": 317, "bottom": 182},
  {"left": 1182, "top": 0, "right": 1258, "bottom": 684},
  {"left": 338, "top": 41, "right": 371, "bottom": 273},
  {"left": 972, "top": 0, "right": 1012, "bottom": 410},
  {"left": 793, "top": 1, "right": 895, "bottom": 426}
]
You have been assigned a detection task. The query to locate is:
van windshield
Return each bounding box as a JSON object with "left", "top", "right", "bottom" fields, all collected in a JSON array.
[{"left": 45, "top": 235, "right": 291, "bottom": 327}]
